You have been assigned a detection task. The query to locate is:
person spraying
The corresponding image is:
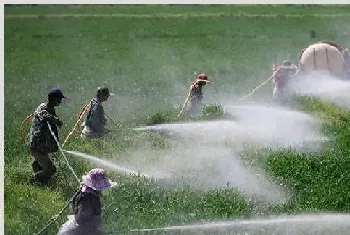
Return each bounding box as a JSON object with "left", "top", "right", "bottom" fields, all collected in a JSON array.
[
  {"left": 271, "top": 60, "right": 298, "bottom": 98},
  {"left": 177, "top": 72, "right": 210, "bottom": 117},
  {"left": 26, "top": 88, "right": 65, "bottom": 186},
  {"left": 57, "top": 168, "right": 117, "bottom": 235},
  {"left": 81, "top": 87, "right": 114, "bottom": 138}
]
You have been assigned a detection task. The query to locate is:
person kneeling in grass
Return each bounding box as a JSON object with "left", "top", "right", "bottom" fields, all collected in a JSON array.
[
  {"left": 81, "top": 87, "right": 114, "bottom": 138},
  {"left": 57, "top": 168, "right": 117, "bottom": 235}
]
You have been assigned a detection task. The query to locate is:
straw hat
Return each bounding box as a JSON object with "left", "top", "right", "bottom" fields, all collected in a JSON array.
[
  {"left": 194, "top": 72, "right": 210, "bottom": 84},
  {"left": 280, "top": 60, "right": 297, "bottom": 70},
  {"left": 81, "top": 168, "right": 117, "bottom": 191}
]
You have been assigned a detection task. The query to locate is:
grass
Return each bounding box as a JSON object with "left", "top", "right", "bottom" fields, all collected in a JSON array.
[
  {"left": 4, "top": 4, "right": 350, "bottom": 16},
  {"left": 4, "top": 4, "right": 350, "bottom": 235}
]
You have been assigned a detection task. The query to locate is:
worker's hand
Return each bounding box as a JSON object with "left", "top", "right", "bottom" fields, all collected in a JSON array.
[{"left": 271, "top": 64, "right": 276, "bottom": 72}]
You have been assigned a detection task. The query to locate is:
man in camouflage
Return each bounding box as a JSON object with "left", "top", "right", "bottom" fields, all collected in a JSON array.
[
  {"left": 27, "top": 88, "right": 65, "bottom": 186},
  {"left": 81, "top": 87, "right": 114, "bottom": 138}
]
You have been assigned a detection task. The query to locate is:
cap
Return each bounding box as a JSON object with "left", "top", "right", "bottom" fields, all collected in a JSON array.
[
  {"left": 48, "top": 88, "right": 66, "bottom": 99},
  {"left": 97, "top": 86, "right": 115, "bottom": 97}
]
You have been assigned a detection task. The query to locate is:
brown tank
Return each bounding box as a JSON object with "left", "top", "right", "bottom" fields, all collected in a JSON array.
[{"left": 298, "top": 41, "right": 346, "bottom": 77}]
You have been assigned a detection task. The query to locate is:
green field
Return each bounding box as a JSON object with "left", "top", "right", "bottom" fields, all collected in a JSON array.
[{"left": 4, "top": 4, "right": 350, "bottom": 235}]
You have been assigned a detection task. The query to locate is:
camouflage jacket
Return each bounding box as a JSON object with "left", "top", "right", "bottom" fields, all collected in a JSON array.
[
  {"left": 26, "top": 102, "right": 61, "bottom": 153},
  {"left": 83, "top": 98, "right": 107, "bottom": 134}
]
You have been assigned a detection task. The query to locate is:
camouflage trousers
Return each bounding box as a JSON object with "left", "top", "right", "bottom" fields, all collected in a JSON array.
[{"left": 30, "top": 149, "right": 56, "bottom": 185}]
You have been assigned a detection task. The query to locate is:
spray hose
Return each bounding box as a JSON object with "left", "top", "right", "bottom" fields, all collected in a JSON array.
[
  {"left": 238, "top": 75, "right": 274, "bottom": 101},
  {"left": 33, "top": 189, "right": 80, "bottom": 235},
  {"left": 62, "top": 103, "right": 90, "bottom": 148},
  {"left": 47, "top": 122, "right": 80, "bottom": 182},
  {"left": 20, "top": 113, "right": 34, "bottom": 141}
]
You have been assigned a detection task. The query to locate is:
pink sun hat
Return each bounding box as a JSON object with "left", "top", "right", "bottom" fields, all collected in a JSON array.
[{"left": 81, "top": 168, "right": 118, "bottom": 191}]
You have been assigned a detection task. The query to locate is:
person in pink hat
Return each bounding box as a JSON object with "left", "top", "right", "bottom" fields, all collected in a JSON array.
[{"left": 57, "top": 168, "right": 117, "bottom": 235}]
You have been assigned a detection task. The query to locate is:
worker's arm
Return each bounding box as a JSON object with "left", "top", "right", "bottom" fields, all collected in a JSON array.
[{"left": 36, "top": 106, "right": 62, "bottom": 127}]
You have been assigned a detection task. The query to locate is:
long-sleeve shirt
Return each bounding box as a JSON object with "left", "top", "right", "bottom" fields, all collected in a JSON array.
[
  {"left": 273, "top": 68, "right": 291, "bottom": 91},
  {"left": 72, "top": 189, "right": 102, "bottom": 228},
  {"left": 26, "top": 102, "right": 61, "bottom": 153},
  {"left": 84, "top": 98, "right": 107, "bottom": 134}
]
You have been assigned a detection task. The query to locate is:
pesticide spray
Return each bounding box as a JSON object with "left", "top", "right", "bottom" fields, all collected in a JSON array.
[
  {"left": 64, "top": 103, "right": 328, "bottom": 204},
  {"left": 64, "top": 150, "right": 171, "bottom": 180},
  {"left": 135, "top": 104, "right": 327, "bottom": 151},
  {"left": 118, "top": 103, "right": 330, "bottom": 204},
  {"left": 288, "top": 72, "right": 350, "bottom": 107},
  {"left": 122, "top": 213, "right": 350, "bottom": 235}
]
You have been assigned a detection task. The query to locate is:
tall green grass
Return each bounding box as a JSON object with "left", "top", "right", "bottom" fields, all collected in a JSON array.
[{"left": 4, "top": 5, "right": 350, "bottom": 235}]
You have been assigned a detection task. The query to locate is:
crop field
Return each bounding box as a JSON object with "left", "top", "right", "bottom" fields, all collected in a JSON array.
[{"left": 4, "top": 4, "right": 350, "bottom": 235}]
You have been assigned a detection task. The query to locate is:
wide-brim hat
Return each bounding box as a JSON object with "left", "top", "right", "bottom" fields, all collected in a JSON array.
[
  {"left": 82, "top": 168, "right": 118, "bottom": 191},
  {"left": 195, "top": 78, "right": 210, "bottom": 83}
]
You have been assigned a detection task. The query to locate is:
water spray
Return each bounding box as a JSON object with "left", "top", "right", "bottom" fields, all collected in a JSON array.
[
  {"left": 105, "top": 213, "right": 350, "bottom": 234},
  {"left": 63, "top": 150, "right": 171, "bottom": 180}
]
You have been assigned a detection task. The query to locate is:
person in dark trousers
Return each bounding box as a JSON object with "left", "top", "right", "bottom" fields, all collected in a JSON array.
[
  {"left": 26, "top": 88, "right": 65, "bottom": 186},
  {"left": 177, "top": 72, "right": 210, "bottom": 117},
  {"left": 57, "top": 168, "right": 117, "bottom": 235},
  {"left": 81, "top": 87, "right": 114, "bottom": 138}
]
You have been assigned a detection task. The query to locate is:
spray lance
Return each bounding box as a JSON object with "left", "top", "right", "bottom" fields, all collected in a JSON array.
[
  {"left": 238, "top": 54, "right": 278, "bottom": 101},
  {"left": 105, "top": 113, "right": 124, "bottom": 132}
]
